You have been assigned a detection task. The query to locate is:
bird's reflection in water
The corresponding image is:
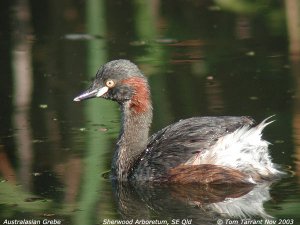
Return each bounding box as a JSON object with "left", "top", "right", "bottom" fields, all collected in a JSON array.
[{"left": 112, "top": 181, "right": 275, "bottom": 225}]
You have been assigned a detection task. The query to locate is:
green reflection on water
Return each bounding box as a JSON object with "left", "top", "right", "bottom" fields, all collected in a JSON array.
[
  {"left": 74, "top": 0, "right": 117, "bottom": 224},
  {"left": 0, "top": 182, "right": 52, "bottom": 216}
]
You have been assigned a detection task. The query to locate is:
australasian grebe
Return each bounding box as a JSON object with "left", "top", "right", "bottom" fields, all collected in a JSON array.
[{"left": 74, "top": 59, "right": 281, "bottom": 184}]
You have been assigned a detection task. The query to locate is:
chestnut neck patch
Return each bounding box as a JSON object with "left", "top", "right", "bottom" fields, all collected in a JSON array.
[{"left": 121, "top": 77, "right": 151, "bottom": 114}]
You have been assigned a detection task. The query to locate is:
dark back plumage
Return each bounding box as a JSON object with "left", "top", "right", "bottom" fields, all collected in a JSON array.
[{"left": 130, "top": 116, "right": 254, "bottom": 182}]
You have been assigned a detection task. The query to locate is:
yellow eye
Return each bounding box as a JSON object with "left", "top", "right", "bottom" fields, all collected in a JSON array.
[{"left": 106, "top": 79, "right": 115, "bottom": 88}]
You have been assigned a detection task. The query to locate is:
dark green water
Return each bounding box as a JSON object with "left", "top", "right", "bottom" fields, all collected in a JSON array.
[{"left": 1, "top": 1, "right": 300, "bottom": 225}]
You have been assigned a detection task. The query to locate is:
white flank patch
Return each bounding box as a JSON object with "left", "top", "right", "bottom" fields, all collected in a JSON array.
[{"left": 185, "top": 117, "right": 281, "bottom": 181}]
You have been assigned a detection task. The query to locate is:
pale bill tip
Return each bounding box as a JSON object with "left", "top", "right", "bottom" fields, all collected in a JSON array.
[{"left": 73, "top": 97, "right": 81, "bottom": 102}]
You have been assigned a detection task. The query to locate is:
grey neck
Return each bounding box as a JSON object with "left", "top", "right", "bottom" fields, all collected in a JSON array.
[{"left": 111, "top": 101, "right": 153, "bottom": 181}]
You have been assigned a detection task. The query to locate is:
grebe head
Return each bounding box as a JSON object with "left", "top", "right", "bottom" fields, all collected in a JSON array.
[
  {"left": 74, "top": 60, "right": 153, "bottom": 180},
  {"left": 73, "top": 59, "right": 149, "bottom": 109}
]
